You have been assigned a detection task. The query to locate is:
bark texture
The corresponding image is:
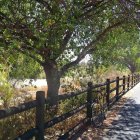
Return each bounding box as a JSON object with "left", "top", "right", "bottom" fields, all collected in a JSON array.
[{"left": 43, "top": 61, "right": 60, "bottom": 105}]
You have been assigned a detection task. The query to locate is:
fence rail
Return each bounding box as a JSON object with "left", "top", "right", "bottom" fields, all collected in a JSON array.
[{"left": 0, "top": 74, "right": 140, "bottom": 140}]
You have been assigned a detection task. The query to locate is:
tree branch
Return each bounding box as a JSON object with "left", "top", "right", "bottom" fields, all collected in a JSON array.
[
  {"left": 82, "top": 1, "right": 105, "bottom": 18},
  {"left": 125, "top": 0, "right": 140, "bottom": 8},
  {"left": 56, "top": 30, "right": 74, "bottom": 59},
  {"left": 35, "top": 0, "right": 53, "bottom": 13},
  {"left": 14, "top": 47, "right": 43, "bottom": 65},
  {"left": 79, "top": 20, "right": 126, "bottom": 58},
  {"left": 0, "top": 12, "right": 12, "bottom": 22},
  {"left": 61, "top": 30, "right": 73, "bottom": 50},
  {"left": 60, "top": 20, "right": 126, "bottom": 75},
  {"left": 0, "top": 37, "right": 43, "bottom": 65}
]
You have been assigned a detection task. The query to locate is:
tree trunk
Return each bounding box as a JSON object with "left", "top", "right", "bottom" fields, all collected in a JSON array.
[
  {"left": 129, "top": 65, "right": 136, "bottom": 74},
  {"left": 43, "top": 61, "right": 60, "bottom": 105}
]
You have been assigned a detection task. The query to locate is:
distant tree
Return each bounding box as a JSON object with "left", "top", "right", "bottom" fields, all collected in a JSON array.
[
  {"left": 0, "top": 0, "right": 140, "bottom": 103},
  {"left": 90, "top": 26, "right": 140, "bottom": 74},
  {"left": 115, "top": 42, "right": 140, "bottom": 74}
]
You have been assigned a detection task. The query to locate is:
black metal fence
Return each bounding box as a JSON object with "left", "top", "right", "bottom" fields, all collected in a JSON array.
[{"left": 0, "top": 74, "right": 140, "bottom": 140}]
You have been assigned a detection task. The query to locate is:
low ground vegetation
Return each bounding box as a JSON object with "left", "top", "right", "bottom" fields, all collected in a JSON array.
[{"left": 0, "top": 67, "right": 129, "bottom": 139}]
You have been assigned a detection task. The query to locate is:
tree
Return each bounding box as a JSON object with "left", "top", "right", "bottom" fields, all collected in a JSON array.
[
  {"left": 0, "top": 0, "right": 140, "bottom": 104},
  {"left": 90, "top": 26, "right": 140, "bottom": 74},
  {"left": 122, "top": 46, "right": 140, "bottom": 73}
]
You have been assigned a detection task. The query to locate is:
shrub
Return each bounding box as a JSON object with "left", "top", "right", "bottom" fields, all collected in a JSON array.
[{"left": 0, "top": 70, "right": 15, "bottom": 108}]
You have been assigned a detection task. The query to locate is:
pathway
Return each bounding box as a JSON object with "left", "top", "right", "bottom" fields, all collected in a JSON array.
[
  {"left": 102, "top": 83, "right": 140, "bottom": 140},
  {"left": 77, "top": 83, "right": 140, "bottom": 140}
]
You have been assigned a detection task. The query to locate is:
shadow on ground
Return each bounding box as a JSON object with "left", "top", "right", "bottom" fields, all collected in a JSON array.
[
  {"left": 72, "top": 97, "right": 140, "bottom": 140},
  {"left": 102, "top": 99, "right": 140, "bottom": 140}
]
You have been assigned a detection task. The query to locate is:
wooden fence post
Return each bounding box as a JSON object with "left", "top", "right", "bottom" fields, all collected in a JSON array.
[
  {"left": 106, "top": 79, "right": 110, "bottom": 110},
  {"left": 135, "top": 74, "right": 137, "bottom": 85},
  {"left": 135, "top": 74, "right": 136, "bottom": 84},
  {"left": 87, "top": 82, "right": 93, "bottom": 124},
  {"left": 36, "top": 91, "right": 45, "bottom": 140},
  {"left": 136, "top": 74, "right": 138, "bottom": 84},
  {"left": 132, "top": 75, "right": 134, "bottom": 88},
  {"left": 127, "top": 75, "right": 130, "bottom": 91},
  {"left": 123, "top": 76, "right": 126, "bottom": 94},
  {"left": 138, "top": 74, "right": 140, "bottom": 83},
  {"left": 134, "top": 74, "right": 136, "bottom": 86},
  {"left": 116, "top": 77, "right": 119, "bottom": 101},
  {"left": 137, "top": 74, "right": 139, "bottom": 83}
]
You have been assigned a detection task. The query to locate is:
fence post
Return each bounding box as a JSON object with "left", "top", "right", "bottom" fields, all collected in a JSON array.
[
  {"left": 106, "top": 79, "right": 110, "bottom": 110},
  {"left": 87, "top": 82, "right": 93, "bottom": 124},
  {"left": 127, "top": 75, "right": 130, "bottom": 91},
  {"left": 138, "top": 74, "right": 140, "bottom": 83},
  {"left": 134, "top": 74, "right": 135, "bottom": 86},
  {"left": 132, "top": 75, "right": 134, "bottom": 88},
  {"left": 135, "top": 74, "right": 137, "bottom": 85},
  {"left": 116, "top": 77, "right": 119, "bottom": 101},
  {"left": 123, "top": 76, "right": 126, "bottom": 94},
  {"left": 136, "top": 74, "right": 138, "bottom": 84},
  {"left": 36, "top": 91, "right": 45, "bottom": 140},
  {"left": 135, "top": 74, "right": 136, "bottom": 84}
]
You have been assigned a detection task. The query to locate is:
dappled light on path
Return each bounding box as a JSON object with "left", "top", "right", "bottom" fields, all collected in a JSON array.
[
  {"left": 76, "top": 83, "right": 140, "bottom": 140},
  {"left": 102, "top": 83, "right": 140, "bottom": 140},
  {"left": 102, "top": 100, "right": 140, "bottom": 140}
]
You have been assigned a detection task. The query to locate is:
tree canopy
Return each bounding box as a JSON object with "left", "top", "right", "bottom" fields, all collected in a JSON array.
[
  {"left": 0, "top": 0, "right": 140, "bottom": 103},
  {"left": 91, "top": 26, "right": 140, "bottom": 73}
]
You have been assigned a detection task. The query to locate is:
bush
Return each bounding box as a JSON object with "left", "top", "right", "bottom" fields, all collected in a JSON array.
[{"left": 0, "top": 70, "right": 15, "bottom": 108}]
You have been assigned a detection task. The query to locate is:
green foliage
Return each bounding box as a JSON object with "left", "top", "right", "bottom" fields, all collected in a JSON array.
[
  {"left": 0, "top": 65, "right": 14, "bottom": 108},
  {"left": 0, "top": 0, "right": 139, "bottom": 67},
  {"left": 0, "top": 47, "right": 44, "bottom": 79},
  {"left": 90, "top": 26, "right": 140, "bottom": 73},
  {"left": 0, "top": 0, "right": 139, "bottom": 101},
  {"left": 59, "top": 94, "right": 86, "bottom": 113},
  {"left": 9, "top": 53, "right": 44, "bottom": 79}
]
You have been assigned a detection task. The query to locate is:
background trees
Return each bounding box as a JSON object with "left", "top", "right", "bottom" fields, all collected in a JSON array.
[
  {"left": 0, "top": 0, "right": 140, "bottom": 103},
  {"left": 91, "top": 26, "right": 140, "bottom": 74}
]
